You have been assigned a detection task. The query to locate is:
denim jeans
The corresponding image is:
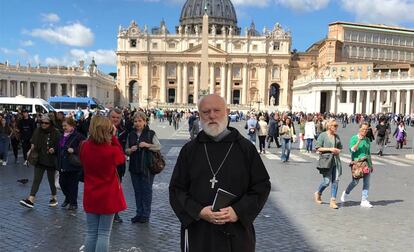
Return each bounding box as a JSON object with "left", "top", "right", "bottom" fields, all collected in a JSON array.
[
  {"left": 317, "top": 165, "right": 338, "bottom": 198},
  {"left": 0, "top": 136, "right": 9, "bottom": 162},
  {"left": 84, "top": 213, "right": 114, "bottom": 252},
  {"left": 281, "top": 138, "right": 291, "bottom": 161},
  {"left": 305, "top": 138, "right": 313, "bottom": 152},
  {"left": 130, "top": 172, "right": 154, "bottom": 218},
  {"left": 248, "top": 132, "right": 256, "bottom": 144},
  {"left": 345, "top": 172, "right": 371, "bottom": 201}
]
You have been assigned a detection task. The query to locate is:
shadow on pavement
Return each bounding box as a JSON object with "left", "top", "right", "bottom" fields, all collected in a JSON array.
[{"left": 340, "top": 199, "right": 404, "bottom": 207}]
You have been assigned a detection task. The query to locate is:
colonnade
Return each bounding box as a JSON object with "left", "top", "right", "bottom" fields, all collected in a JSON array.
[
  {"left": 0, "top": 79, "right": 91, "bottom": 99},
  {"left": 331, "top": 89, "right": 413, "bottom": 115},
  {"left": 141, "top": 61, "right": 263, "bottom": 105}
]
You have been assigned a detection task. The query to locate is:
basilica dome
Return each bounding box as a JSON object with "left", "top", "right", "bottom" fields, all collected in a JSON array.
[{"left": 179, "top": 0, "right": 240, "bottom": 35}]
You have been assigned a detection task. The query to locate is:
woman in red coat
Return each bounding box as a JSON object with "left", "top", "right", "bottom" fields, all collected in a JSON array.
[{"left": 80, "top": 115, "right": 127, "bottom": 252}]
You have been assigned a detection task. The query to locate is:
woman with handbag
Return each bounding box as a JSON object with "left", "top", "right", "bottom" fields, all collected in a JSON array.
[
  {"left": 340, "top": 122, "right": 374, "bottom": 208},
  {"left": 279, "top": 117, "right": 295, "bottom": 162},
  {"left": 257, "top": 116, "right": 268, "bottom": 154},
  {"left": 314, "top": 119, "right": 343, "bottom": 209},
  {"left": 393, "top": 121, "right": 406, "bottom": 149},
  {"left": 56, "top": 117, "right": 85, "bottom": 210},
  {"left": 126, "top": 111, "right": 161, "bottom": 224},
  {"left": 80, "top": 115, "right": 127, "bottom": 252},
  {"left": 19, "top": 114, "right": 61, "bottom": 208}
]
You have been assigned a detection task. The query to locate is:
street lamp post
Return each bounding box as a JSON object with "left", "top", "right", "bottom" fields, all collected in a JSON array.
[{"left": 145, "top": 96, "right": 152, "bottom": 109}]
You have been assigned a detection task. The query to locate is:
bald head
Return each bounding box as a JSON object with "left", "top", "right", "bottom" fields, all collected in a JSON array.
[{"left": 197, "top": 94, "right": 227, "bottom": 111}]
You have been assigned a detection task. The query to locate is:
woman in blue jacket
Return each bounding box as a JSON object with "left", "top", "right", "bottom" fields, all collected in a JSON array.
[{"left": 57, "top": 117, "right": 85, "bottom": 210}]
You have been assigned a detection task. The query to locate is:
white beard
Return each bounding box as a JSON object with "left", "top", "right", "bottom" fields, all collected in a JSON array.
[{"left": 200, "top": 118, "right": 227, "bottom": 137}]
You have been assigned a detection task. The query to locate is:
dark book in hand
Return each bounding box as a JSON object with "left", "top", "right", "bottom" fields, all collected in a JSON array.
[{"left": 212, "top": 188, "right": 237, "bottom": 212}]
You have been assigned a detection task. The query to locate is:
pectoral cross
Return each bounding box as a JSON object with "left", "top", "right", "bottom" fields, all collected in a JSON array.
[{"left": 209, "top": 176, "right": 218, "bottom": 189}]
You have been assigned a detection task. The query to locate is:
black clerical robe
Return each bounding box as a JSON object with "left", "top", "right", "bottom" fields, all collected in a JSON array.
[{"left": 169, "top": 127, "right": 271, "bottom": 252}]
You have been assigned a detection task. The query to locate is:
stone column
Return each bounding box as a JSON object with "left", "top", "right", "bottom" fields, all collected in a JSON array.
[
  {"left": 193, "top": 63, "right": 199, "bottom": 104},
  {"left": 242, "top": 64, "right": 248, "bottom": 105},
  {"left": 346, "top": 90, "right": 351, "bottom": 103},
  {"left": 6, "top": 80, "right": 10, "bottom": 97},
  {"left": 182, "top": 63, "right": 188, "bottom": 104},
  {"left": 315, "top": 90, "right": 321, "bottom": 113},
  {"left": 26, "top": 81, "right": 31, "bottom": 97},
  {"left": 160, "top": 63, "right": 166, "bottom": 103},
  {"left": 330, "top": 90, "right": 336, "bottom": 113},
  {"left": 226, "top": 63, "right": 232, "bottom": 104},
  {"left": 86, "top": 84, "right": 90, "bottom": 97},
  {"left": 142, "top": 62, "right": 151, "bottom": 105},
  {"left": 56, "top": 82, "right": 62, "bottom": 96},
  {"left": 386, "top": 90, "right": 391, "bottom": 107},
  {"left": 366, "top": 90, "right": 371, "bottom": 114},
  {"left": 220, "top": 63, "right": 226, "bottom": 98},
  {"left": 16, "top": 81, "right": 21, "bottom": 96},
  {"left": 406, "top": 90, "right": 411, "bottom": 115},
  {"left": 177, "top": 63, "right": 182, "bottom": 103},
  {"left": 46, "top": 82, "right": 51, "bottom": 98},
  {"left": 396, "top": 90, "right": 401, "bottom": 114},
  {"left": 209, "top": 63, "right": 215, "bottom": 94},
  {"left": 356, "top": 90, "right": 361, "bottom": 113},
  {"left": 36, "top": 82, "right": 41, "bottom": 98},
  {"left": 376, "top": 90, "right": 381, "bottom": 114},
  {"left": 72, "top": 84, "right": 76, "bottom": 97}
]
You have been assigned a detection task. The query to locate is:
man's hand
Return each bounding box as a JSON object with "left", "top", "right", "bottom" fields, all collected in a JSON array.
[
  {"left": 199, "top": 206, "right": 227, "bottom": 225},
  {"left": 218, "top": 207, "right": 238, "bottom": 223}
]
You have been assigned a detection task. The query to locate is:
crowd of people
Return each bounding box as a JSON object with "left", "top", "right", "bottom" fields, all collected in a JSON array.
[{"left": 0, "top": 102, "right": 412, "bottom": 251}]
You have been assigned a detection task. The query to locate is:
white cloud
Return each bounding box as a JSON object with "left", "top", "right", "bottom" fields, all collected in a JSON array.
[
  {"left": 232, "top": 0, "right": 270, "bottom": 6},
  {"left": 69, "top": 49, "right": 116, "bottom": 66},
  {"left": 0, "top": 47, "right": 28, "bottom": 56},
  {"left": 41, "top": 13, "right": 60, "bottom": 23},
  {"left": 43, "top": 49, "right": 116, "bottom": 67},
  {"left": 276, "top": 0, "right": 330, "bottom": 12},
  {"left": 340, "top": 0, "right": 414, "bottom": 24},
  {"left": 20, "top": 40, "right": 34, "bottom": 47},
  {"left": 29, "top": 22, "right": 94, "bottom": 47}
]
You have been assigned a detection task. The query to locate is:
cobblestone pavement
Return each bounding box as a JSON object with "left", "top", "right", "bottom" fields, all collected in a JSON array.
[{"left": 1, "top": 119, "right": 413, "bottom": 251}]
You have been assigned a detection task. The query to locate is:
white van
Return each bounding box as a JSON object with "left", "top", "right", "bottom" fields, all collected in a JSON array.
[{"left": 0, "top": 96, "right": 55, "bottom": 114}]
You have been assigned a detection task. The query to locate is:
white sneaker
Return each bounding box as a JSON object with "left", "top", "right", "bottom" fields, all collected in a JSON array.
[
  {"left": 360, "top": 200, "right": 373, "bottom": 208},
  {"left": 340, "top": 191, "right": 348, "bottom": 203},
  {"left": 2, "top": 161, "right": 6, "bottom": 166}
]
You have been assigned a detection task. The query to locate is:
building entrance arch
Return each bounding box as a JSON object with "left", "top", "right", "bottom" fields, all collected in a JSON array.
[{"left": 269, "top": 83, "right": 280, "bottom": 106}]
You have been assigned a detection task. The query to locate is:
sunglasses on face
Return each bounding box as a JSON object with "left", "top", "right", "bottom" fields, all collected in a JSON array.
[{"left": 41, "top": 122, "right": 50, "bottom": 125}]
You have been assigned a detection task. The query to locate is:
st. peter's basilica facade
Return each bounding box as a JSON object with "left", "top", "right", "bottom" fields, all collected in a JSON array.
[{"left": 116, "top": 0, "right": 292, "bottom": 110}]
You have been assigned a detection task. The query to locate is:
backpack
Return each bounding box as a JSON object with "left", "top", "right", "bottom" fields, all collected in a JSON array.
[{"left": 148, "top": 130, "right": 166, "bottom": 175}]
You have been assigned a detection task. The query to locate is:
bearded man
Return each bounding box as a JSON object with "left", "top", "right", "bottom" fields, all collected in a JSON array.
[{"left": 169, "top": 94, "right": 271, "bottom": 252}]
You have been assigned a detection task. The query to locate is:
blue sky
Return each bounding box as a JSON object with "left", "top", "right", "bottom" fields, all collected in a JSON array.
[{"left": 1, "top": 0, "right": 414, "bottom": 74}]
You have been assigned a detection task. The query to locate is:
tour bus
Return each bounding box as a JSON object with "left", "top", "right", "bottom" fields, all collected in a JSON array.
[
  {"left": 0, "top": 96, "right": 55, "bottom": 114},
  {"left": 48, "top": 96, "right": 108, "bottom": 115}
]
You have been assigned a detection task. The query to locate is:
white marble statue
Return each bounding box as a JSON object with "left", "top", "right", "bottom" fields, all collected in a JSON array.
[{"left": 211, "top": 25, "right": 216, "bottom": 36}]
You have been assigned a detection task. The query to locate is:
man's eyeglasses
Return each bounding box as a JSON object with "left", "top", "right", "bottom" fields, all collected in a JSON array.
[{"left": 41, "top": 122, "right": 50, "bottom": 125}]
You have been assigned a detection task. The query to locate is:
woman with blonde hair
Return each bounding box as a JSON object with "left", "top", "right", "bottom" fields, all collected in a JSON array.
[
  {"left": 257, "top": 116, "right": 268, "bottom": 154},
  {"left": 126, "top": 111, "right": 161, "bottom": 224},
  {"left": 80, "top": 115, "right": 127, "bottom": 252},
  {"left": 314, "top": 119, "right": 343, "bottom": 209}
]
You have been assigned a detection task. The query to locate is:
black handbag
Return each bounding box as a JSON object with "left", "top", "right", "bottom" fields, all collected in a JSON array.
[
  {"left": 317, "top": 134, "right": 336, "bottom": 169},
  {"left": 317, "top": 153, "right": 334, "bottom": 169},
  {"left": 66, "top": 136, "right": 83, "bottom": 167},
  {"left": 27, "top": 149, "right": 39, "bottom": 166}
]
